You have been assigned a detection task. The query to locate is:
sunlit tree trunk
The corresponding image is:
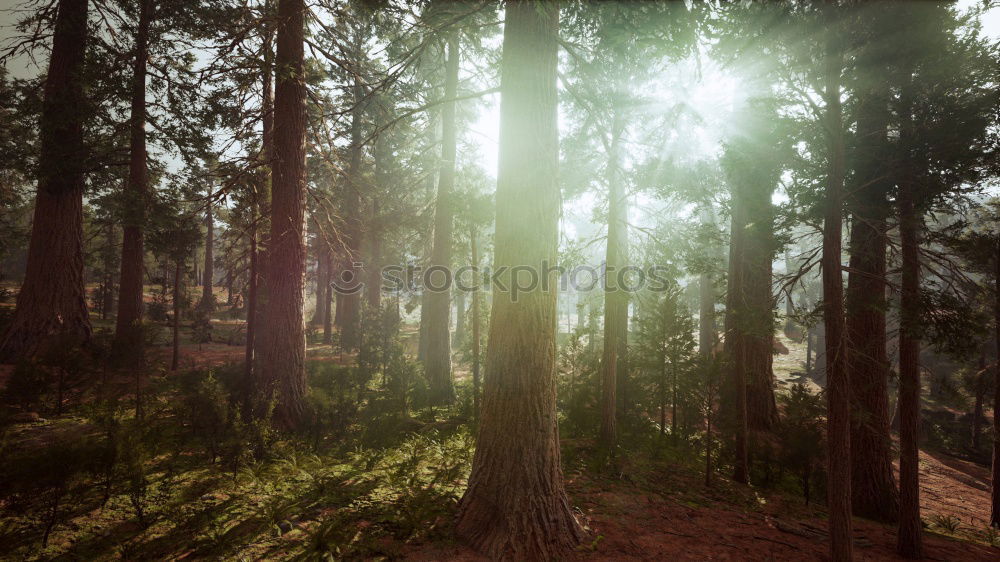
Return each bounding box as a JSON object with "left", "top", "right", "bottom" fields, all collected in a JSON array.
[
  {"left": 0, "top": 0, "right": 92, "bottom": 360},
  {"left": 600, "top": 110, "right": 628, "bottom": 451},
  {"left": 338, "top": 48, "right": 364, "bottom": 351},
  {"left": 425, "top": 30, "right": 460, "bottom": 404},
  {"left": 822, "top": 22, "right": 852, "bottom": 562},
  {"left": 455, "top": 3, "right": 583, "bottom": 556},
  {"left": 724, "top": 199, "right": 749, "bottom": 484},
  {"left": 113, "top": 0, "right": 153, "bottom": 365},
  {"left": 257, "top": 0, "right": 306, "bottom": 428},
  {"left": 470, "top": 226, "right": 482, "bottom": 422}
]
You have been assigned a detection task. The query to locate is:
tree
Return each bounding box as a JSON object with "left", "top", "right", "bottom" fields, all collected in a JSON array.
[
  {"left": 455, "top": 2, "right": 583, "bottom": 557},
  {"left": 112, "top": 0, "right": 154, "bottom": 365},
  {"left": 424, "top": 18, "right": 460, "bottom": 405},
  {"left": 256, "top": 0, "right": 307, "bottom": 429},
  {"left": 820, "top": 6, "right": 852, "bottom": 559},
  {"left": 0, "top": 0, "right": 92, "bottom": 360},
  {"left": 845, "top": 0, "right": 897, "bottom": 524}
]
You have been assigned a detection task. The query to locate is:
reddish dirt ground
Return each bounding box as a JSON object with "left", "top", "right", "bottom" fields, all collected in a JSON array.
[{"left": 404, "top": 449, "right": 1000, "bottom": 561}]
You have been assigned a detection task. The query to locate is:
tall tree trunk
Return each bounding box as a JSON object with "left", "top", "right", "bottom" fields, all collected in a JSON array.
[
  {"left": 1, "top": 0, "right": 92, "bottom": 361},
  {"left": 311, "top": 251, "right": 328, "bottom": 326},
  {"left": 724, "top": 198, "right": 749, "bottom": 484},
  {"left": 257, "top": 0, "right": 306, "bottom": 429},
  {"left": 368, "top": 98, "right": 391, "bottom": 313},
  {"left": 322, "top": 250, "right": 333, "bottom": 344},
  {"left": 454, "top": 289, "right": 466, "bottom": 347},
  {"left": 245, "top": 14, "right": 273, "bottom": 405},
  {"left": 0, "top": 0, "right": 91, "bottom": 361},
  {"left": 244, "top": 209, "right": 259, "bottom": 390},
  {"left": 201, "top": 189, "right": 215, "bottom": 308},
  {"left": 338, "top": 49, "right": 365, "bottom": 351},
  {"left": 113, "top": 0, "right": 153, "bottom": 364},
  {"left": 171, "top": 260, "right": 181, "bottom": 371},
  {"left": 847, "top": 65, "right": 898, "bottom": 524},
  {"left": 425, "top": 30, "right": 460, "bottom": 405},
  {"left": 896, "top": 71, "right": 923, "bottom": 560},
  {"left": 729, "top": 175, "right": 778, "bottom": 431},
  {"left": 991, "top": 237, "right": 1000, "bottom": 528},
  {"left": 470, "top": 226, "right": 481, "bottom": 422},
  {"left": 600, "top": 110, "right": 628, "bottom": 451},
  {"left": 367, "top": 201, "right": 382, "bottom": 312},
  {"left": 973, "top": 350, "right": 985, "bottom": 450},
  {"left": 699, "top": 271, "right": 714, "bottom": 356},
  {"left": 455, "top": 3, "right": 583, "bottom": 556},
  {"left": 822, "top": 23, "right": 852, "bottom": 561}
]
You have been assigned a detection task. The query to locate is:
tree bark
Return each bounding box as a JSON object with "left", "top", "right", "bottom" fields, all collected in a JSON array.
[
  {"left": 699, "top": 271, "right": 714, "bottom": 356},
  {"left": 846, "top": 64, "right": 898, "bottom": 524},
  {"left": 455, "top": 288, "right": 466, "bottom": 347},
  {"left": 973, "top": 350, "right": 985, "bottom": 450},
  {"left": 337, "top": 35, "right": 366, "bottom": 351},
  {"left": 322, "top": 250, "right": 333, "bottom": 344},
  {"left": 113, "top": 0, "right": 153, "bottom": 364},
  {"left": 822, "top": 24, "right": 852, "bottom": 561},
  {"left": 600, "top": 110, "right": 628, "bottom": 451},
  {"left": 311, "top": 250, "right": 328, "bottom": 326},
  {"left": 470, "top": 226, "right": 481, "bottom": 422},
  {"left": 201, "top": 190, "right": 215, "bottom": 308},
  {"left": 172, "top": 260, "right": 181, "bottom": 371},
  {"left": 256, "top": 0, "right": 307, "bottom": 429},
  {"left": 425, "top": 30, "right": 460, "bottom": 405},
  {"left": 990, "top": 236, "right": 1000, "bottom": 527},
  {"left": 245, "top": 14, "right": 273, "bottom": 406},
  {"left": 724, "top": 198, "right": 749, "bottom": 484},
  {"left": 896, "top": 71, "right": 923, "bottom": 560},
  {"left": 455, "top": 3, "right": 583, "bottom": 557},
  {"left": 1, "top": 0, "right": 92, "bottom": 360}
]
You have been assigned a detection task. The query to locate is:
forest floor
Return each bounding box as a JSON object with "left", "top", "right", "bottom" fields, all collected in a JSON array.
[
  {"left": 1, "top": 293, "right": 998, "bottom": 559},
  {"left": 403, "top": 442, "right": 1000, "bottom": 561}
]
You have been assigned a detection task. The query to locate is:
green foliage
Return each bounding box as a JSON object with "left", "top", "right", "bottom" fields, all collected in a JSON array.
[{"left": 776, "top": 383, "right": 826, "bottom": 503}]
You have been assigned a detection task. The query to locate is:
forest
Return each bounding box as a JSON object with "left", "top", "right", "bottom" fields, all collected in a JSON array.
[{"left": 2, "top": 0, "right": 1000, "bottom": 559}]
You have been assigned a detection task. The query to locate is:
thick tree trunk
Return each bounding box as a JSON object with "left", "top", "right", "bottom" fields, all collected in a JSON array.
[
  {"left": 822, "top": 28, "right": 852, "bottom": 561},
  {"left": 600, "top": 111, "right": 628, "bottom": 451},
  {"left": 730, "top": 178, "right": 778, "bottom": 431},
  {"left": 425, "top": 31, "right": 460, "bottom": 405},
  {"left": 990, "top": 238, "right": 1000, "bottom": 528},
  {"left": 0, "top": 0, "right": 92, "bottom": 361},
  {"left": 113, "top": 0, "right": 153, "bottom": 364},
  {"left": 257, "top": 0, "right": 307, "bottom": 429},
  {"left": 896, "top": 80, "right": 923, "bottom": 561},
  {"left": 847, "top": 69, "right": 898, "bottom": 524},
  {"left": 455, "top": 3, "right": 583, "bottom": 557}
]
